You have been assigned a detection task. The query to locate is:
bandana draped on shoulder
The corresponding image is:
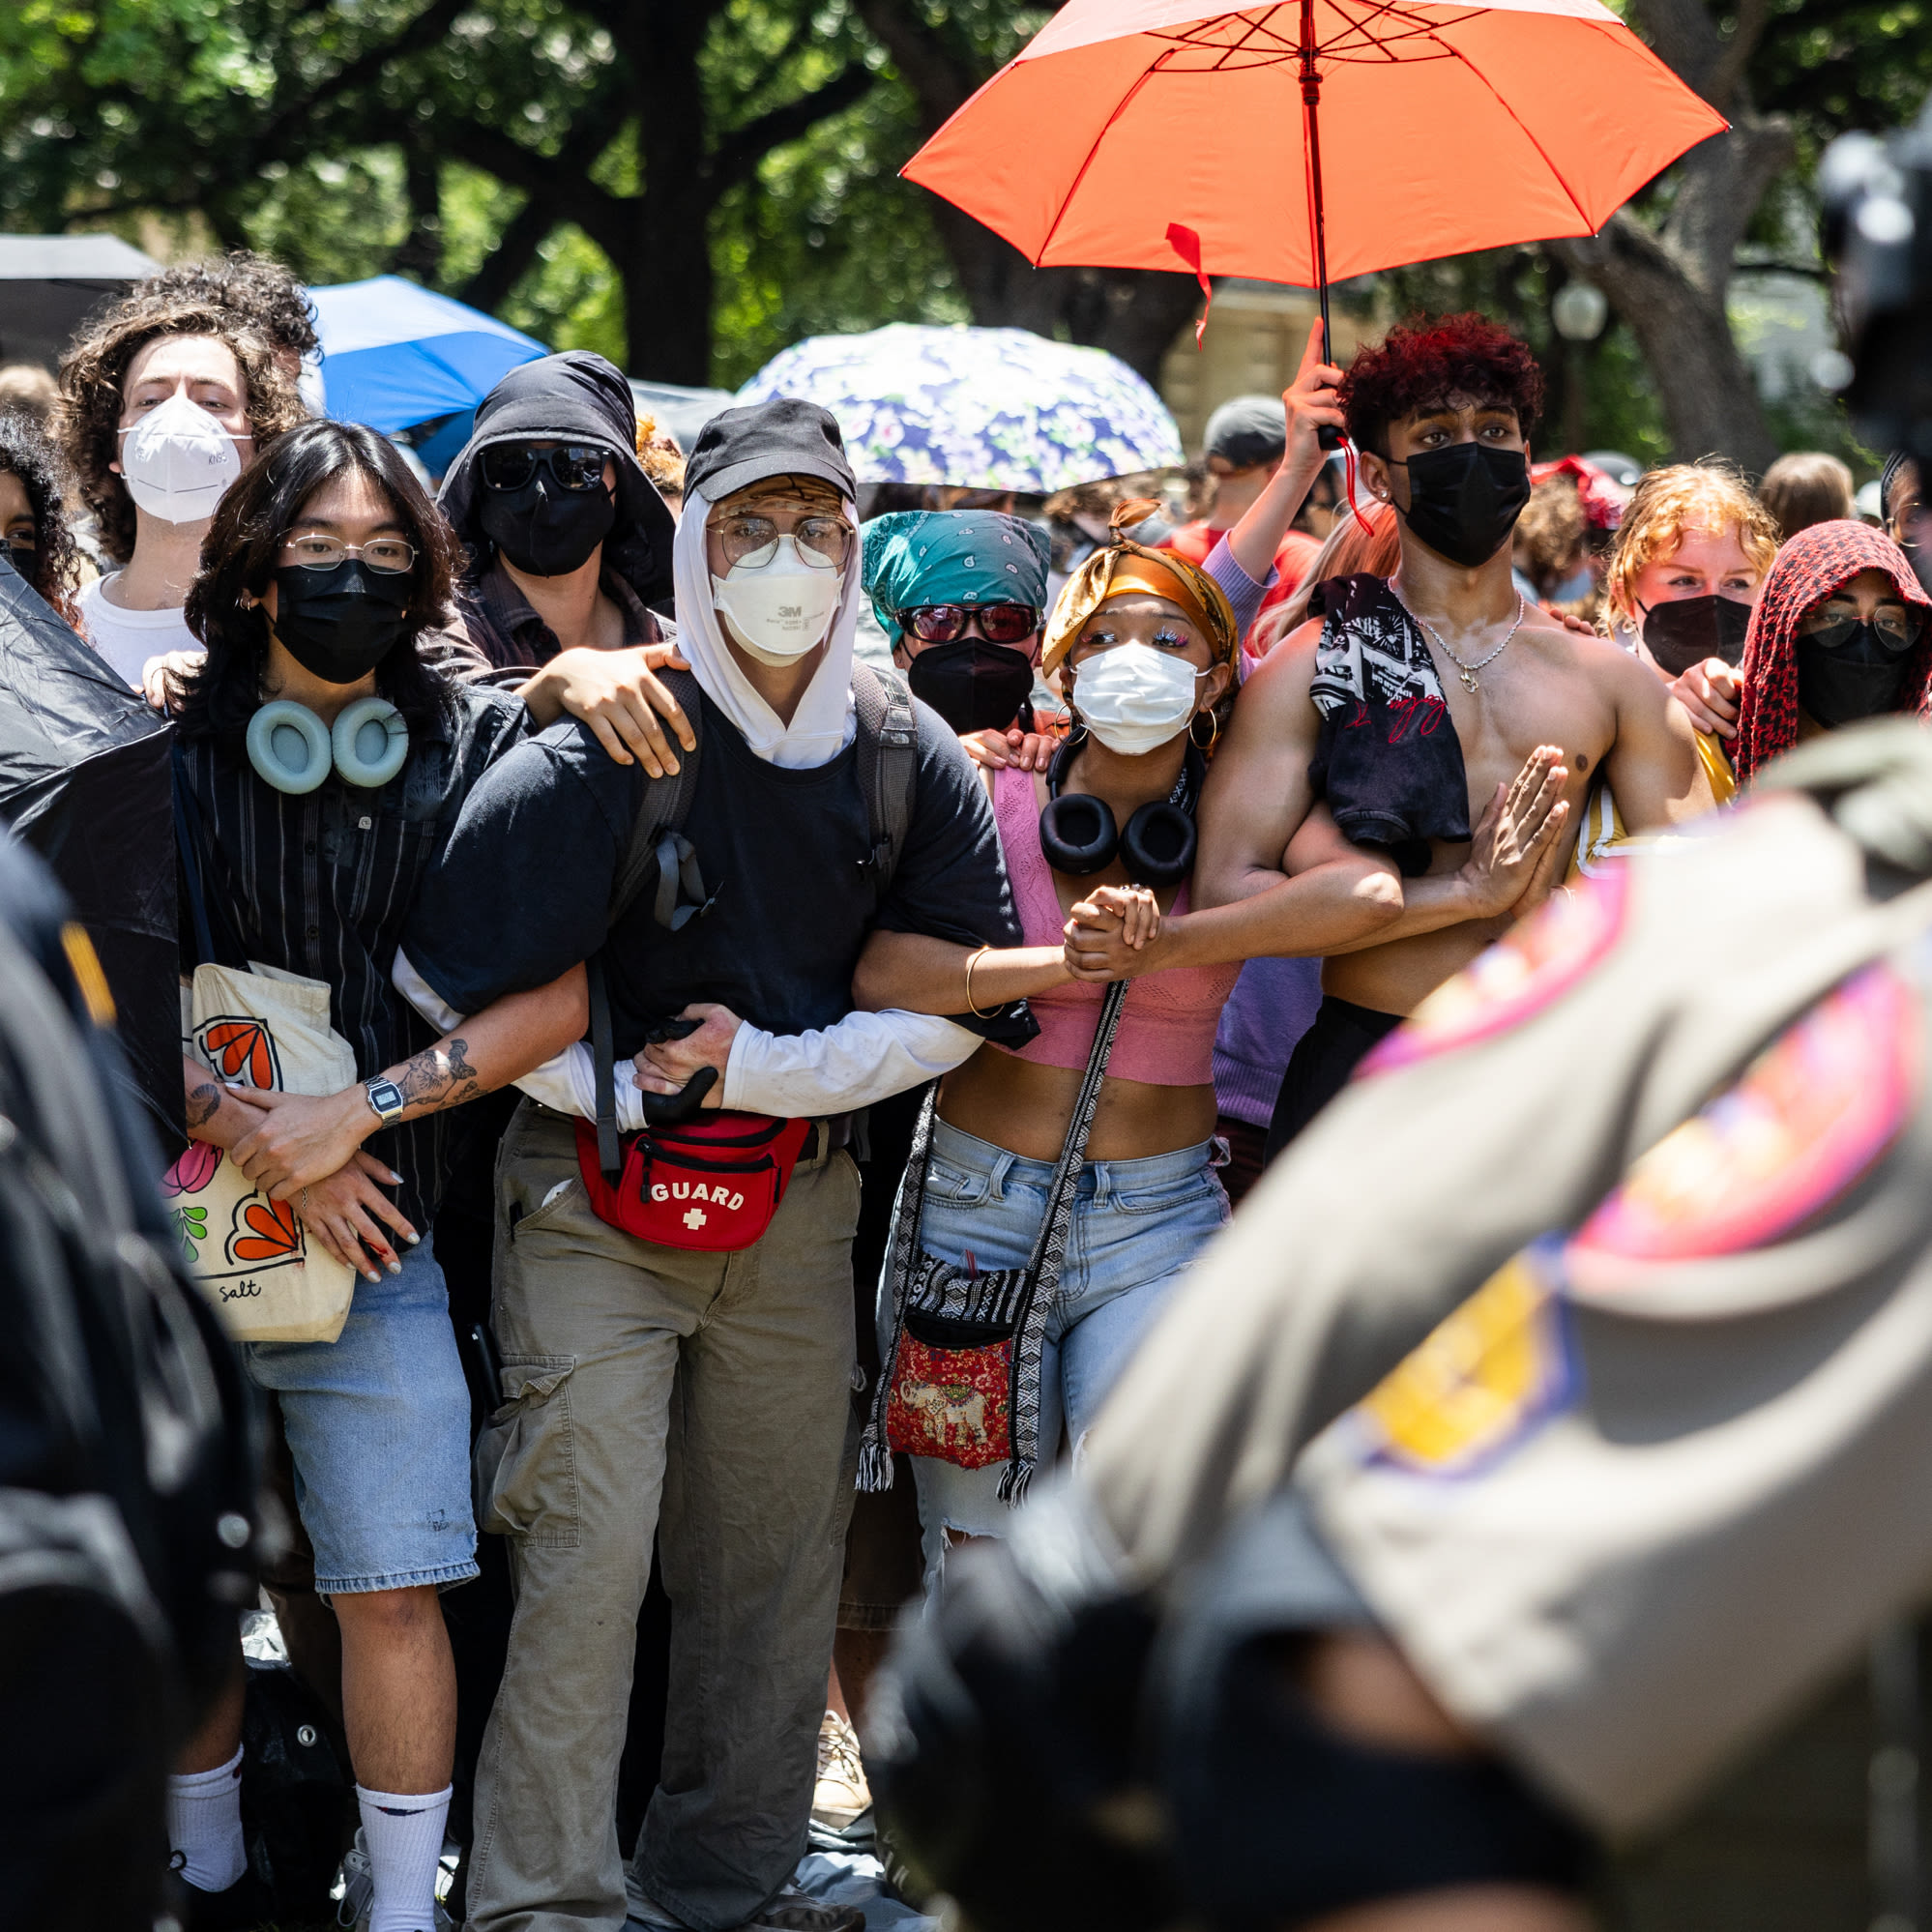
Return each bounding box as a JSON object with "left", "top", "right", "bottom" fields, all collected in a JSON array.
[{"left": 1734, "top": 520, "right": 1932, "bottom": 784}]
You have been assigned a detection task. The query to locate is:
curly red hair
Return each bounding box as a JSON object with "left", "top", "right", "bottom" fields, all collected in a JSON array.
[
  {"left": 1341, "top": 312, "right": 1545, "bottom": 456},
  {"left": 1733, "top": 520, "right": 1932, "bottom": 783}
]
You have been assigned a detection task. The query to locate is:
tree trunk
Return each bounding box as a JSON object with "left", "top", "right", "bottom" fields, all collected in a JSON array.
[
  {"left": 1550, "top": 0, "right": 1794, "bottom": 472},
  {"left": 599, "top": 0, "right": 718, "bottom": 384},
  {"left": 622, "top": 184, "right": 717, "bottom": 385},
  {"left": 1553, "top": 178, "right": 1779, "bottom": 472}
]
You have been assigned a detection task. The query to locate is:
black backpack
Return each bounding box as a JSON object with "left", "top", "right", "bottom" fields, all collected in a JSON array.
[
  {"left": 586, "top": 662, "right": 919, "bottom": 1172},
  {"left": 0, "top": 837, "right": 258, "bottom": 1932}
]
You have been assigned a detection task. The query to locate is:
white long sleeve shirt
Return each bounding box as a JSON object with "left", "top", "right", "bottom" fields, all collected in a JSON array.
[{"left": 392, "top": 948, "right": 982, "bottom": 1123}]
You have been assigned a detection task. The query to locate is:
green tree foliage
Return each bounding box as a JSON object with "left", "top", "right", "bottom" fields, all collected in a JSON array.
[{"left": 2, "top": 0, "right": 1927, "bottom": 432}]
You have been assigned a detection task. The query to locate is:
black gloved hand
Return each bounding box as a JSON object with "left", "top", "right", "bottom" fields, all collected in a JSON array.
[{"left": 866, "top": 1488, "right": 1179, "bottom": 1932}]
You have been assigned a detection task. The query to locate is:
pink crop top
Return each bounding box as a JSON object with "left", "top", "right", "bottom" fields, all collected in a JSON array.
[{"left": 992, "top": 762, "right": 1240, "bottom": 1087}]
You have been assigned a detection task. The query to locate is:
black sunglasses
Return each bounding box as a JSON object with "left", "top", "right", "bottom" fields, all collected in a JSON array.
[
  {"left": 902, "top": 602, "right": 1039, "bottom": 646},
  {"left": 480, "top": 443, "right": 609, "bottom": 494}
]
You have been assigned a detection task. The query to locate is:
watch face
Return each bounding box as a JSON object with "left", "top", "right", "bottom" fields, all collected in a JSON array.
[{"left": 367, "top": 1078, "right": 406, "bottom": 1120}]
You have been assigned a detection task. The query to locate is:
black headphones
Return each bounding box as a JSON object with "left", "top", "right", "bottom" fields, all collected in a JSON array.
[{"left": 1039, "top": 731, "right": 1204, "bottom": 888}]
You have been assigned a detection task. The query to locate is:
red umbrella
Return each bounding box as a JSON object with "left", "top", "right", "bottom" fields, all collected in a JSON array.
[{"left": 904, "top": 0, "right": 1727, "bottom": 359}]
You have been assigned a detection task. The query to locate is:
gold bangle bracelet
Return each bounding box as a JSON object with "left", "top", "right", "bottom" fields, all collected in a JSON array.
[{"left": 963, "top": 945, "right": 995, "bottom": 1019}]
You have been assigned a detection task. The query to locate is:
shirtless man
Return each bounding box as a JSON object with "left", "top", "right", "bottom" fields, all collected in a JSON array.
[{"left": 1191, "top": 313, "right": 1714, "bottom": 1158}]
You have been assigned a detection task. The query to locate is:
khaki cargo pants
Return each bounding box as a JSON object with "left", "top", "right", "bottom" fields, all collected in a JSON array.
[{"left": 466, "top": 1100, "right": 862, "bottom": 1932}]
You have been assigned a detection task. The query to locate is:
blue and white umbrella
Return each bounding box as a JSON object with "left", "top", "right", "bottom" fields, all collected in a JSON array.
[
  {"left": 736, "top": 322, "right": 1182, "bottom": 493},
  {"left": 310, "top": 276, "right": 547, "bottom": 434}
]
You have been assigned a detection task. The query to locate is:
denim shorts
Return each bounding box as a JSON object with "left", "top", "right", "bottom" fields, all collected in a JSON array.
[
  {"left": 883, "top": 1118, "right": 1229, "bottom": 1569},
  {"left": 243, "top": 1232, "right": 478, "bottom": 1595}
]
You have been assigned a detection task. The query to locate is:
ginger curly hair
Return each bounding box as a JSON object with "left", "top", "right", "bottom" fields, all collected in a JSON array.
[
  {"left": 1603, "top": 461, "right": 1778, "bottom": 629},
  {"left": 56, "top": 301, "right": 302, "bottom": 567}
]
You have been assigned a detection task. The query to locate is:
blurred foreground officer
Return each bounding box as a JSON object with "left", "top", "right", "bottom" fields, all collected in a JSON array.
[
  {"left": 0, "top": 809, "right": 255, "bottom": 1932},
  {"left": 872, "top": 717, "right": 1932, "bottom": 1931}
]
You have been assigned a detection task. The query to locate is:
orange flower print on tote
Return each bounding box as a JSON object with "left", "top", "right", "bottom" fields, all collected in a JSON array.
[
  {"left": 197, "top": 1016, "right": 280, "bottom": 1092},
  {"left": 229, "top": 1195, "right": 302, "bottom": 1265}
]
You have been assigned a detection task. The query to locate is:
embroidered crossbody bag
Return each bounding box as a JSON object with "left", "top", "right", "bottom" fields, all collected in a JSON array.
[{"left": 861, "top": 979, "right": 1127, "bottom": 1504}]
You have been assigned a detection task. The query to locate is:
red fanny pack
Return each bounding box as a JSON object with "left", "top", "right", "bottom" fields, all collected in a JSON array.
[{"left": 571, "top": 1110, "right": 814, "bottom": 1252}]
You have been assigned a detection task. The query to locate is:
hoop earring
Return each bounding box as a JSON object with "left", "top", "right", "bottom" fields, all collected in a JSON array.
[
  {"left": 1189, "top": 708, "right": 1220, "bottom": 752},
  {"left": 1054, "top": 704, "right": 1073, "bottom": 738}
]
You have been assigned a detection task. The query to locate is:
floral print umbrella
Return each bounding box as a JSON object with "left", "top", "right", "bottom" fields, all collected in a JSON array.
[{"left": 735, "top": 322, "right": 1184, "bottom": 493}]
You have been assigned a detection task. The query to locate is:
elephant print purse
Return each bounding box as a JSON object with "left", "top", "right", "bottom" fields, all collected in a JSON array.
[{"left": 861, "top": 981, "right": 1127, "bottom": 1505}]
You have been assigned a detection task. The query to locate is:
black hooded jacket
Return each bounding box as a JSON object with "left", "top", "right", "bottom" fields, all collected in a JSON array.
[{"left": 438, "top": 350, "right": 676, "bottom": 665}]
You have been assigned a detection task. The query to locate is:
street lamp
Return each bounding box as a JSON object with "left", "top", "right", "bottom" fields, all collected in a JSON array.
[
  {"left": 1552, "top": 278, "right": 1609, "bottom": 342},
  {"left": 1551, "top": 279, "right": 1609, "bottom": 454}
]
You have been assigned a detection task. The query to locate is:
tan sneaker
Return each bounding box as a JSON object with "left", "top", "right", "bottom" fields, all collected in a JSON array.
[{"left": 810, "top": 1709, "right": 871, "bottom": 1830}]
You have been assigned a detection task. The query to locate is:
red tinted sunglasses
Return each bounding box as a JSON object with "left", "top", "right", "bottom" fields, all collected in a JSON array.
[{"left": 902, "top": 602, "right": 1039, "bottom": 645}]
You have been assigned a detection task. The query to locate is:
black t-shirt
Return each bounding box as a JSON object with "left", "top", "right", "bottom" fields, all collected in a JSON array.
[{"left": 405, "top": 688, "right": 1031, "bottom": 1057}]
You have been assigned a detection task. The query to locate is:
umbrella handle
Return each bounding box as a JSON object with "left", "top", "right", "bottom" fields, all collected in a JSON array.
[{"left": 1303, "top": 0, "right": 1343, "bottom": 450}]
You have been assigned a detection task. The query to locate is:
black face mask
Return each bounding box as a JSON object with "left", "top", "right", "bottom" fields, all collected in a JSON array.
[
  {"left": 272, "top": 560, "right": 413, "bottom": 685},
  {"left": 1391, "top": 444, "right": 1532, "bottom": 569},
  {"left": 4, "top": 540, "right": 30, "bottom": 577},
  {"left": 906, "top": 638, "right": 1037, "bottom": 734},
  {"left": 480, "top": 476, "right": 616, "bottom": 578},
  {"left": 1796, "top": 621, "right": 1914, "bottom": 728},
  {"left": 1639, "top": 594, "right": 1755, "bottom": 675}
]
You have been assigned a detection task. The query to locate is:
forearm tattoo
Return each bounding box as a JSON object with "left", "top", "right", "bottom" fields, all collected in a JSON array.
[
  {"left": 186, "top": 1081, "right": 221, "bottom": 1130},
  {"left": 393, "top": 1036, "right": 484, "bottom": 1114}
]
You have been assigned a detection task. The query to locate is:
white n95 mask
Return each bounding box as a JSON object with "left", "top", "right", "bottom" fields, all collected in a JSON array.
[
  {"left": 1071, "top": 643, "right": 1204, "bottom": 756},
  {"left": 118, "top": 391, "right": 246, "bottom": 524},
  {"left": 711, "top": 537, "right": 842, "bottom": 665}
]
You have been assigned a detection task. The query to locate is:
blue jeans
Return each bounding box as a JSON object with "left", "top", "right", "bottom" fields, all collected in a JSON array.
[
  {"left": 244, "top": 1232, "right": 477, "bottom": 1595},
  {"left": 885, "top": 1119, "right": 1228, "bottom": 1578}
]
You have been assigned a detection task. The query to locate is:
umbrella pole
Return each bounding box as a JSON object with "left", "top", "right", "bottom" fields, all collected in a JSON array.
[{"left": 1301, "top": 0, "right": 1342, "bottom": 447}]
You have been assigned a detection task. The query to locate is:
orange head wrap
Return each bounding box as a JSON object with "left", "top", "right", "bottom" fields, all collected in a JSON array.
[{"left": 1042, "top": 499, "right": 1239, "bottom": 680}]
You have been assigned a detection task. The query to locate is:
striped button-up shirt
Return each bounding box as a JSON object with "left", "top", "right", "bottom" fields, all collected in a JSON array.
[{"left": 176, "top": 684, "right": 529, "bottom": 1231}]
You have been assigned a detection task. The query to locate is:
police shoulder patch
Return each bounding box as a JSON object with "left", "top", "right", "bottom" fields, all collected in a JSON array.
[
  {"left": 1361, "top": 864, "right": 1629, "bottom": 1078},
  {"left": 1570, "top": 962, "right": 1919, "bottom": 1265},
  {"left": 1334, "top": 1243, "right": 1576, "bottom": 1479}
]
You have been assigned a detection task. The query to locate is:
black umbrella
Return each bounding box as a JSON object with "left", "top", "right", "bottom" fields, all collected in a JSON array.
[
  {"left": 0, "top": 233, "right": 159, "bottom": 369},
  {"left": 0, "top": 556, "right": 178, "bottom": 1142}
]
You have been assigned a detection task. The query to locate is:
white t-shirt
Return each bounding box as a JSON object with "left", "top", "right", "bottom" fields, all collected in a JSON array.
[{"left": 75, "top": 573, "right": 202, "bottom": 688}]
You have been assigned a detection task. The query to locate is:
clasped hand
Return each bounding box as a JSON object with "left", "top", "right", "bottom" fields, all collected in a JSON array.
[
  {"left": 226, "top": 1087, "right": 416, "bottom": 1282},
  {"left": 632, "top": 1003, "right": 742, "bottom": 1105},
  {"left": 1063, "top": 885, "right": 1163, "bottom": 981}
]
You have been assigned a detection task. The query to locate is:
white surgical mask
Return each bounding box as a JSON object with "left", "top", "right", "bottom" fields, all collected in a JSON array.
[
  {"left": 711, "top": 536, "right": 843, "bottom": 665},
  {"left": 1070, "top": 642, "right": 1204, "bottom": 756},
  {"left": 117, "top": 391, "right": 246, "bottom": 525}
]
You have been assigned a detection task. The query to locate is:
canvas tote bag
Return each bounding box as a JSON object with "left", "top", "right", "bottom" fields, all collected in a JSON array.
[{"left": 163, "top": 960, "right": 359, "bottom": 1343}]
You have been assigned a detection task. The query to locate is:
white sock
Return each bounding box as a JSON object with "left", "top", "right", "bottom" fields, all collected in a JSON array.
[
  {"left": 356, "top": 1783, "right": 452, "bottom": 1932},
  {"left": 166, "top": 1745, "right": 246, "bottom": 1892}
]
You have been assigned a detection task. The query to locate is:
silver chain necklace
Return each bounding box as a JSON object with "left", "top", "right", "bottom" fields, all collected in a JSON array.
[{"left": 1396, "top": 589, "right": 1529, "bottom": 694}]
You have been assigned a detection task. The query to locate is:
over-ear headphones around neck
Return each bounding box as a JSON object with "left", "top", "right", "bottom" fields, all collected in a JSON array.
[
  {"left": 246, "top": 694, "right": 409, "bottom": 795},
  {"left": 1038, "top": 730, "right": 1203, "bottom": 888}
]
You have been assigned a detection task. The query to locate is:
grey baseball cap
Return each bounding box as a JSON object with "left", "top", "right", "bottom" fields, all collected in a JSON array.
[{"left": 1203, "top": 393, "right": 1287, "bottom": 471}]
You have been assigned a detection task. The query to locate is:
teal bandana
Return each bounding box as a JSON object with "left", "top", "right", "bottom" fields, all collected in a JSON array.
[{"left": 861, "top": 511, "right": 1052, "bottom": 647}]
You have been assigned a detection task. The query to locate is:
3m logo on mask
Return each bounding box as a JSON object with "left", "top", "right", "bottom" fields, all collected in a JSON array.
[{"left": 650, "top": 1179, "right": 748, "bottom": 1215}]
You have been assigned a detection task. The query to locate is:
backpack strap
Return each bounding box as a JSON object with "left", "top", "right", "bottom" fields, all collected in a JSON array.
[
  {"left": 588, "top": 662, "right": 919, "bottom": 1179},
  {"left": 852, "top": 660, "right": 919, "bottom": 896},
  {"left": 591, "top": 667, "right": 708, "bottom": 1178}
]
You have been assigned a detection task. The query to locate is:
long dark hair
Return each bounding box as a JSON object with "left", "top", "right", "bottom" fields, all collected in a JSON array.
[
  {"left": 0, "top": 409, "right": 83, "bottom": 625},
  {"left": 178, "top": 420, "right": 464, "bottom": 753}
]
